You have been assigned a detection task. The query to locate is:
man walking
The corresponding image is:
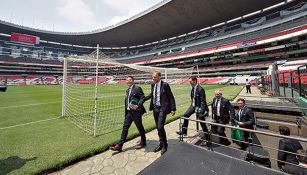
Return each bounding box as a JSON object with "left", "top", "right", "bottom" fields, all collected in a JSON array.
[
  {"left": 110, "top": 76, "right": 147, "bottom": 152},
  {"left": 176, "top": 77, "right": 209, "bottom": 143},
  {"left": 232, "top": 98, "right": 255, "bottom": 150},
  {"left": 211, "top": 90, "right": 235, "bottom": 145},
  {"left": 145, "top": 71, "right": 176, "bottom": 155},
  {"left": 246, "top": 79, "right": 251, "bottom": 94}
]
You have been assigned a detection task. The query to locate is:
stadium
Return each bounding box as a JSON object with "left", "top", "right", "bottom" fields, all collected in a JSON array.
[{"left": 0, "top": 0, "right": 306, "bottom": 174}]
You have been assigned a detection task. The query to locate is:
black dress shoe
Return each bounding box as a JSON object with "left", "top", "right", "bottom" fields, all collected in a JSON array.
[
  {"left": 239, "top": 146, "right": 247, "bottom": 150},
  {"left": 200, "top": 141, "right": 211, "bottom": 147},
  {"left": 161, "top": 147, "right": 167, "bottom": 155},
  {"left": 223, "top": 140, "right": 231, "bottom": 146},
  {"left": 176, "top": 131, "right": 187, "bottom": 136},
  {"left": 153, "top": 145, "right": 163, "bottom": 152},
  {"left": 135, "top": 143, "right": 146, "bottom": 150}
]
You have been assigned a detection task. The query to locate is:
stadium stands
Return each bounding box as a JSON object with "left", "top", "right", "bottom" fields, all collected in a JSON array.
[{"left": 0, "top": 0, "right": 306, "bottom": 87}]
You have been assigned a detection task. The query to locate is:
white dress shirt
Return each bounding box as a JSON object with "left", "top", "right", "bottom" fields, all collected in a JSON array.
[
  {"left": 192, "top": 84, "right": 198, "bottom": 107},
  {"left": 215, "top": 98, "right": 221, "bottom": 116}
]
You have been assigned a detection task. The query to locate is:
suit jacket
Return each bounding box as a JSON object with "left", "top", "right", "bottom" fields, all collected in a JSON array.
[
  {"left": 284, "top": 164, "right": 307, "bottom": 175},
  {"left": 191, "top": 85, "right": 209, "bottom": 116},
  {"left": 144, "top": 81, "right": 176, "bottom": 115},
  {"left": 211, "top": 97, "right": 235, "bottom": 123},
  {"left": 277, "top": 138, "right": 303, "bottom": 169},
  {"left": 125, "top": 85, "right": 146, "bottom": 115},
  {"left": 233, "top": 106, "right": 255, "bottom": 129}
]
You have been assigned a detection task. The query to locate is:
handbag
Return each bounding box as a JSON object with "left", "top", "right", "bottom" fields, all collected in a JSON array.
[{"left": 231, "top": 120, "right": 243, "bottom": 146}]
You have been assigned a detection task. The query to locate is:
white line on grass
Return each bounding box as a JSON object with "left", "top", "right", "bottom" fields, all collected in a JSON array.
[
  {"left": 0, "top": 101, "right": 61, "bottom": 109},
  {"left": 0, "top": 116, "right": 62, "bottom": 130}
]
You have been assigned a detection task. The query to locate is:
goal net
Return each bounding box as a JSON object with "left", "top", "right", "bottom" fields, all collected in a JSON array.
[{"left": 62, "top": 50, "right": 196, "bottom": 136}]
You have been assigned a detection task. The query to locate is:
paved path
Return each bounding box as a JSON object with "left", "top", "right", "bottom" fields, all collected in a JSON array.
[
  {"left": 50, "top": 116, "right": 198, "bottom": 175},
  {"left": 233, "top": 86, "right": 300, "bottom": 113},
  {"left": 234, "top": 86, "right": 291, "bottom": 103}
]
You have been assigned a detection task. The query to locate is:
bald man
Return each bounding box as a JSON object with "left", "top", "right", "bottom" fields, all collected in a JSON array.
[{"left": 211, "top": 90, "right": 235, "bottom": 146}]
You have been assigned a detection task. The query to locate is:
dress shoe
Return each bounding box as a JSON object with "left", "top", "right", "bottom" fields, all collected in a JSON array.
[
  {"left": 176, "top": 131, "right": 187, "bottom": 136},
  {"left": 110, "top": 144, "right": 122, "bottom": 152},
  {"left": 161, "top": 147, "right": 167, "bottom": 155},
  {"left": 153, "top": 145, "right": 163, "bottom": 152},
  {"left": 240, "top": 146, "right": 247, "bottom": 150},
  {"left": 200, "top": 141, "right": 211, "bottom": 147},
  {"left": 135, "top": 143, "right": 146, "bottom": 150},
  {"left": 222, "top": 140, "right": 231, "bottom": 146}
]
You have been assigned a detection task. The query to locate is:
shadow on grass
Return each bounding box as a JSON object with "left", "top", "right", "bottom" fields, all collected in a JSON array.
[{"left": 0, "top": 156, "right": 37, "bottom": 175}]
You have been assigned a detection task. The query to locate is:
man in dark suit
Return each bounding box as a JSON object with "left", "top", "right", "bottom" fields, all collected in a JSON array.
[
  {"left": 232, "top": 98, "right": 255, "bottom": 150},
  {"left": 110, "top": 76, "right": 147, "bottom": 152},
  {"left": 176, "top": 77, "right": 209, "bottom": 142},
  {"left": 277, "top": 126, "right": 303, "bottom": 170},
  {"left": 246, "top": 79, "right": 251, "bottom": 94},
  {"left": 211, "top": 89, "right": 235, "bottom": 145},
  {"left": 144, "top": 71, "right": 176, "bottom": 155},
  {"left": 284, "top": 149, "right": 307, "bottom": 175}
]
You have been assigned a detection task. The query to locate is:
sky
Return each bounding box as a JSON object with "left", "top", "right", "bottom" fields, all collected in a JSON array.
[{"left": 0, "top": 0, "right": 163, "bottom": 32}]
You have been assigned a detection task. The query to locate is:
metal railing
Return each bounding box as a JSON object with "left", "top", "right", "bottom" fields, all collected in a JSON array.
[
  {"left": 273, "top": 64, "right": 307, "bottom": 99},
  {"left": 178, "top": 117, "right": 307, "bottom": 172}
]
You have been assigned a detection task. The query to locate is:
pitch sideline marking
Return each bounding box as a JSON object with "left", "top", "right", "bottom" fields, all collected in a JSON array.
[
  {"left": 0, "top": 116, "right": 62, "bottom": 130},
  {"left": 0, "top": 101, "right": 61, "bottom": 109}
]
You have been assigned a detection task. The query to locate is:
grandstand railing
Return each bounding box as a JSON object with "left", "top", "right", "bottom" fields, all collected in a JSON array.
[
  {"left": 277, "top": 64, "right": 307, "bottom": 99},
  {"left": 298, "top": 65, "right": 307, "bottom": 97}
]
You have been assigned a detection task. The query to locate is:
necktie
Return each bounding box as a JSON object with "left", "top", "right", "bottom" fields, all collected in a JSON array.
[
  {"left": 191, "top": 87, "right": 194, "bottom": 98},
  {"left": 239, "top": 108, "right": 243, "bottom": 121},
  {"left": 191, "top": 87, "right": 195, "bottom": 106},
  {"left": 154, "top": 84, "right": 157, "bottom": 106},
  {"left": 126, "top": 87, "right": 131, "bottom": 109},
  {"left": 215, "top": 98, "right": 220, "bottom": 115}
]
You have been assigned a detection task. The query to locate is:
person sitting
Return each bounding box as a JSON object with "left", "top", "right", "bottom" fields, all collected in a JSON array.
[
  {"left": 277, "top": 126, "right": 303, "bottom": 171},
  {"left": 283, "top": 149, "right": 307, "bottom": 175}
]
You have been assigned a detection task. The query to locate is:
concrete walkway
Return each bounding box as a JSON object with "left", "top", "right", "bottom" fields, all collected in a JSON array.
[
  {"left": 234, "top": 86, "right": 277, "bottom": 101},
  {"left": 50, "top": 116, "right": 198, "bottom": 175},
  {"left": 234, "top": 86, "right": 292, "bottom": 103},
  {"left": 233, "top": 86, "right": 300, "bottom": 113}
]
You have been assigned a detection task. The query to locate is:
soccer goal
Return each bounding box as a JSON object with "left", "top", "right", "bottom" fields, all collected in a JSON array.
[{"left": 62, "top": 47, "right": 196, "bottom": 136}]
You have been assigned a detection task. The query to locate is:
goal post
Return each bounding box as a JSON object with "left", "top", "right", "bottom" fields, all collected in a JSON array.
[
  {"left": 62, "top": 50, "right": 196, "bottom": 136},
  {"left": 61, "top": 57, "right": 67, "bottom": 117}
]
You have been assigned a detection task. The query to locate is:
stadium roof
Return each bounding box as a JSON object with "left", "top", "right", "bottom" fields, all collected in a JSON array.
[{"left": 0, "top": 0, "right": 286, "bottom": 47}]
